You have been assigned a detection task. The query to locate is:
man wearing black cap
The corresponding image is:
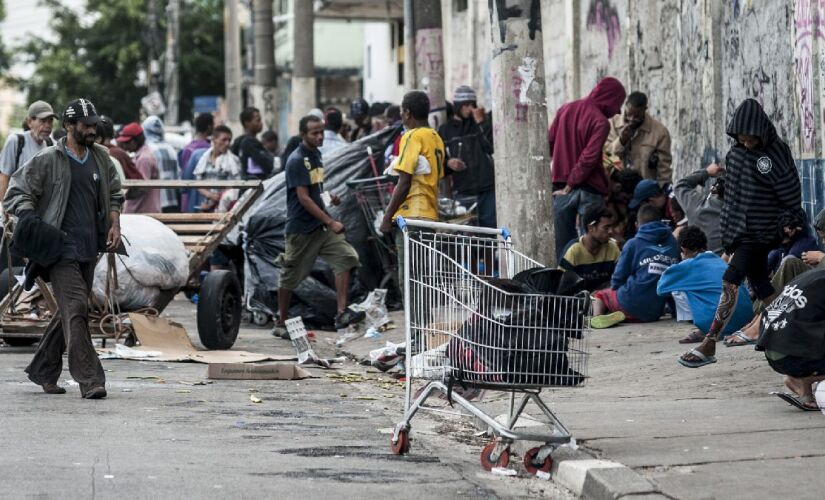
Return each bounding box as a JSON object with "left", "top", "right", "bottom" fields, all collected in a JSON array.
[
  {"left": 349, "top": 98, "right": 372, "bottom": 142},
  {"left": 4, "top": 98, "right": 123, "bottom": 399},
  {"left": 0, "top": 100, "right": 57, "bottom": 201},
  {"left": 438, "top": 85, "right": 496, "bottom": 228}
]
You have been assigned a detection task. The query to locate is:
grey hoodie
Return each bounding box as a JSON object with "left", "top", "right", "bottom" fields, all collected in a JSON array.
[{"left": 673, "top": 168, "right": 723, "bottom": 254}]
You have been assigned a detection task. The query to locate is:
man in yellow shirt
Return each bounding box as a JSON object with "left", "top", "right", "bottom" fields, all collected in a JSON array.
[{"left": 380, "top": 90, "right": 447, "bottom": 296}]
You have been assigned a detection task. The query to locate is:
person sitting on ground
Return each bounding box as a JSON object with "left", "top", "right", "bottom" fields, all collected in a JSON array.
[
  {"left": 678, "top": 98, "right": 803, "bottom": 368},
  {"left": 625, "top": 178, "right": 670, "bottom": 240},
  {"left": 722, "top": 207, "right": 825, "bottom": 346},
  {"left": 767, "top": 211, "right": 818, "bottom": 274},
  {"left": 559, "top": 204, "right": 620, "bottom": 291},
  {"left": 758, "top": 268, "right": 825, "bottom": 411},
  {"left": 656, "top": 226, "right": 753, "bottom": 344},
  {"left": 673, "top": 163, "right": 725, "bottom": 254},
  {"left": 606, "top": 168, "right": 642, "bottom": 247},
  {"left": 670, "top": 195, "right": 687, "bottom": 240},
  {"left": 590, "top": 205, "right": 680, "bottom": 329},
  {"left": 271, "top": 114, "right": 366, "bottom": 339}
]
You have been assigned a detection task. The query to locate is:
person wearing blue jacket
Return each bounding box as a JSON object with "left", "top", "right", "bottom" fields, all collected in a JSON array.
[
  {"left": 657, "top": 226, "right": 753, "bottom": 343},
  {"left": 591, "top": 205, "right": 680, "bottom": 328}
]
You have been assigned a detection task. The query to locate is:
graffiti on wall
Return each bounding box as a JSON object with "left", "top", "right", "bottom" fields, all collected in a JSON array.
[
  {"left": 586, "top": 0, "right": 621, "bottom": 59},
  {"left": 795, "top": 0, "right": 817, "bottom": 155}
]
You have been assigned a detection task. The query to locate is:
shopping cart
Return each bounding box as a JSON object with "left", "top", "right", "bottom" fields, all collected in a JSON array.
[
  {"left": 389, "top": 217, "right": 590, "bottom": 474},
  {"left": 345, "top": 175, "right": 398, "bottom": 293}
]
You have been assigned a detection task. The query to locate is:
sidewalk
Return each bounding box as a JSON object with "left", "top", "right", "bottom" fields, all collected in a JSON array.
[{"left": 339, "top": 314, "right": 825, "bottom": 499}]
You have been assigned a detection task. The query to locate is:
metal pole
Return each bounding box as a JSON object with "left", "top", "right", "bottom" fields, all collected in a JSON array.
[
  {"left": 291, "top": 0, "right": 316, "bottom": 134},
  {"left": 163, "top": 0, "right": 180, "bottom": 125},
  {"left": 412, "top": 0, "right": 446, "bottom": 129},
  {"left": 251, "top": 0, "right": 278, "bottom": 133},
  {"left": 224, "top": 0, "right": 243, "bottom": 133}
]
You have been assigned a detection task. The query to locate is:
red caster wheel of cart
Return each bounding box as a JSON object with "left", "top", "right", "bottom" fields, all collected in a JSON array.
[
  {"left": 523, "top": 447, "right": 553, "bottom": 475},
  {"left": 480, "top": 441, "right": 510, "bottom": 471},
  {"left": 390, "top": 429, "right": 411, "bottom": 455}
]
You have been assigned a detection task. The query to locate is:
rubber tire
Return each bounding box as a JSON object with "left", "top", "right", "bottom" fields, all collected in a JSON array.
[
  {"left": 390, "top": 429, "right": 411, "bottom": 455},
  {"left": 197, "top": 270, "right": 242, "bottom": 350},
  {"left": 480, "top": 441, "right": 510, "bottom": 471},
  {"left": 523, "top": 447, "right": 553, "bottom": 475}
]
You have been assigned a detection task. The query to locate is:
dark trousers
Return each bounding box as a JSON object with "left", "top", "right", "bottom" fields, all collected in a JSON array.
[{"left": 25, "top": 261, "right": 105, "bottom": 394}]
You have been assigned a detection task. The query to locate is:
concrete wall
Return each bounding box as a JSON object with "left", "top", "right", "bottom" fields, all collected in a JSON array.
[
  {"left": 441, "top": 0, "right": 493, "bottom": 108},
  {"left": 362, "top": 22, "right": 405, "bottom": 104}
]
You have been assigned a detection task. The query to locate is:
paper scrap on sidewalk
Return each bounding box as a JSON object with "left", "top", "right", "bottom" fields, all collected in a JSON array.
[
  {"left": 250, "top": 394, "right": 262, "bottom": 404},
  {"left": 96, "top": 314, "right": 296, "bottom": 364},
  {"left": 491, "top": 467, "right": 517, "bottom": 476},
  {"left": 207, "top": 362, "right": 315, "bottom": 380}
]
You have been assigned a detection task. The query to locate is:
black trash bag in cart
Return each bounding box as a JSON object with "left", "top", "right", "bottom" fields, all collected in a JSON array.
[{"left": 447, "top": 269, "right": 588, "bottom": 387}]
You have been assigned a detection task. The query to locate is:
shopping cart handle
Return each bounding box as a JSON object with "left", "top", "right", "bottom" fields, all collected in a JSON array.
[
  {"left": 395, "top": 216, "right": 407, "bottom": 230},
  {"left": 500, "top": 227, "right": 511, "bottom": 240}
]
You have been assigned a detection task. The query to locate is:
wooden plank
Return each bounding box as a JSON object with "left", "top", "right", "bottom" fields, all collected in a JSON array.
[
  {"left": 180, "top": 235, "right": 215, "bottom": 245},
  {"left": 166, "top": 223, "right": 226, "bottom": 234},
  {"left": 143, "top": 213, "right": 228, "bottom": 222},
  {"left": 122, "top": 180, "right": 263, "bottom": 189}
]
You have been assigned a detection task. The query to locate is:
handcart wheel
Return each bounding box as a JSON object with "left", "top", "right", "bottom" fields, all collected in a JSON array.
[
  {"left": 523, "top": 447, "right": 553, "bottom": 475},
  {"left": 480, "top": 441, "right": 510, "bottom": 471},
  {"left": 390, "top": 429, "right": 411, "bottom": 455}
]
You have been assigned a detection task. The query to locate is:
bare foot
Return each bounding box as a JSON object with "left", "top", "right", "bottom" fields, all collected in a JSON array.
[{"left": 784, "top": 376, "right": 806, "bottom": 397}]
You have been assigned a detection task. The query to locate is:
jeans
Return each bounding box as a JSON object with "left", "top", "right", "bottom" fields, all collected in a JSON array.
[
  {"left": 25, "top": 260, "right": 105, "bottom": 394},
  {"left": 553, "top": 188, "right": 605, "bottom": 262},
  {"left": 455, "top": 189, "right": 497, "bottom": 228}
]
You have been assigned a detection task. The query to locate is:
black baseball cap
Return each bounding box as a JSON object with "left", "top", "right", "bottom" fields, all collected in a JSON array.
[{"left": 63, "top": 98, "right": 100, "bottom": 125}]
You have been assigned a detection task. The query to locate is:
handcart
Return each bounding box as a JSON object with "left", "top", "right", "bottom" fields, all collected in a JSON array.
[
  {"left": 0, "top": 180, "right": 263, "bottom": 350},
  {"left": 345, "top": 175, "right": 398, "bottom": 294},
  {"left": 389, "top": 218, "right": 590, "bottom": 474}
]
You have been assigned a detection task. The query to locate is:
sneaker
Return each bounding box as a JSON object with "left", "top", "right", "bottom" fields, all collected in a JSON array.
[
  {"left": 590, "top": 311, "right": 626, "bottom": 329},
  {"left": 334, "top": 307, "right": 366, "bottom": 330},
  {"left": 271, "top": 323, "right": 290, "bottom": 339},
  {"left": 41, "top": 383, "right": 66, "bottom": 395},
  {"left": 83, "top": 387, "right": 107, "bottom": 399}
]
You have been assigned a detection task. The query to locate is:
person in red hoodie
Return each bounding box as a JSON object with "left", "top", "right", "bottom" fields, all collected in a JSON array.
[{"left": 549, "top": 77, "right": 627, "bottom": 262}]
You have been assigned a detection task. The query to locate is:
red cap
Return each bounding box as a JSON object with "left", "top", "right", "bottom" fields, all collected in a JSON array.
[{"left": 116, "top": 122, "right": 143, "bottom": 143}]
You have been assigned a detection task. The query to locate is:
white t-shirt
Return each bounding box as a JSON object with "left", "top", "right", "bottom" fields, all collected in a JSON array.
[{"left": 0, "top": 132, "right": 51, "bottom": 176}]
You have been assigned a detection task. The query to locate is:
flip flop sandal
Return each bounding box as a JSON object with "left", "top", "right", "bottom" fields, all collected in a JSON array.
[
  {"left": 772, "top": 392, "right": 820, "bottom": 411},
  {"left": 677, "top": 348, "right": 717, "bottom": 368},
  {"left": 724, "top": 330, "right": 756, "bottom": 347},
  {"left": 678, "top": 330, "right": 705, "bottom": 344}
]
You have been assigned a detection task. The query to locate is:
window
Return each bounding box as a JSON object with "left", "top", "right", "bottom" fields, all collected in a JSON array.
[
  {"left": 455, "top": 0, "right": 468, "bottom": 12},
  {"left": 366, "top": 45, "right": 372, "bottom": 79}
]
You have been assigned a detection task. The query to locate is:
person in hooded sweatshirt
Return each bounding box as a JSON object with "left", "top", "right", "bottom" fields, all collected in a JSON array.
[
  {"left": 679, "top": 99, "right": 803, "bottom": 368},
  {"left": 549, "top": 77, "right": 627, "bottom": 261},
  {"left": 590, "top": 204, "right": 679, "bottom": 329}
]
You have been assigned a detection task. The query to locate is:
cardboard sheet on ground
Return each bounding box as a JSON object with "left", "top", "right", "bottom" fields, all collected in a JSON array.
[{"left": 97, "top": 314, "right": 296, "bottom": 364}]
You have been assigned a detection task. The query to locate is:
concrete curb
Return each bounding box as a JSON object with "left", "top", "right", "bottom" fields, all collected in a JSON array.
[{"left": 513, "top": 442, "right": 663, "bottom": 499}]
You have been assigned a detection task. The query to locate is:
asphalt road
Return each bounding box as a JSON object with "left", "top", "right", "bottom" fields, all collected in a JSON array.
[{"left": 0, "top": 297, "right": 572, "bottom": 500}]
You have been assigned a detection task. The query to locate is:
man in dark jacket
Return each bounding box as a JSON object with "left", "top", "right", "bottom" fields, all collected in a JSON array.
[
  {"left": 5, "top": 98, "right": 123, "bottom": 399},
  {"left": 679, "top": 99, "right": 803, "bottom": 368},
  {"left": 235, "top": 107, "right": 277, "bottom": 179},
  {"left": 438, "top": 86, "right": 496, "bottom": 227},
  {"left": 549, "top": 77, "right": 627, "bottom": 261}
]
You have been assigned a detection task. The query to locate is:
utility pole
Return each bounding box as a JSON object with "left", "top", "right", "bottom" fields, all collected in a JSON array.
[
  {"left": 250, "top": 0, "right": 278, "bottom": 134},
  {"left": 163, "top": 0, "right": 180, "bottom": 125},
  {"left": 291, "top": 0, "right": 315, "bottom": 134},
  {"left": 403, "top": 0, "right": 416, "bottom": 90},
  {"left": 489, "top": 0, "right": 554, "bottom": 265},
  {"left": 146, "top": 0, "right": 161, "bottom": 94},
  {"left": 224, "top": 0, "right": 243, "bottom": 133},
  {"left": 412, "top": 0, "right": 446, "bottom": 129}
]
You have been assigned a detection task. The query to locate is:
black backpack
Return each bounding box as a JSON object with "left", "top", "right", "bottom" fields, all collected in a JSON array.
[{"left": 14, "top": 134, "right": 54, "bottom": 171}]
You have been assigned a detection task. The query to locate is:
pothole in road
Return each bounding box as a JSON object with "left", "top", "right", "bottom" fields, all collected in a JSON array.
[
  {"left": 275, "top": 445, "right": 440, "bottom": 463},
  {"left": 249, "top": 467, "right": 418, "bottom": 483}
]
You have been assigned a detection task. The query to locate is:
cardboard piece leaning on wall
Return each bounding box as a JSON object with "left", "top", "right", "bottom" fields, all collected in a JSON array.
[{"left": 207, "top": 362, "right": 315, "bottom": 380}]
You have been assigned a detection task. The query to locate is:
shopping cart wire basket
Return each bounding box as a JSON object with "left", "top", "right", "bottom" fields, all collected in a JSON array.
[{"left": 390, "top": 217, "right": 590, "bottom": 474}]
